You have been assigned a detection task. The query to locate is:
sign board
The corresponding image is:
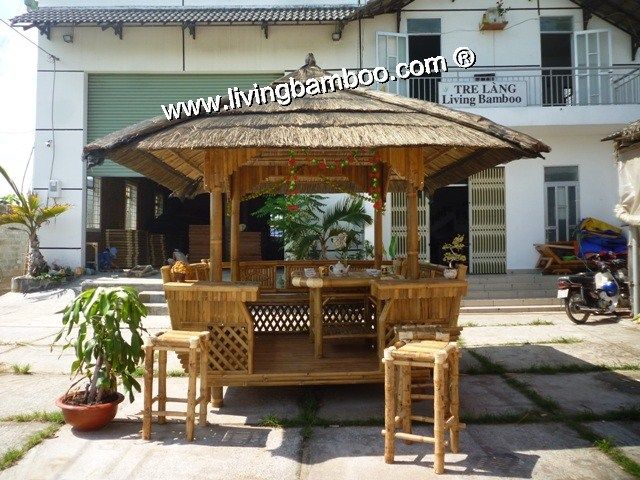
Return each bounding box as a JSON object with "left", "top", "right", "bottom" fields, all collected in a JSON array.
[{"left": 438, "top": 80, "right": 527, "bottom": 108}]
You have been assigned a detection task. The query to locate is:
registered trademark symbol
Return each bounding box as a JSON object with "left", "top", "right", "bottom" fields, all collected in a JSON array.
[{"left": 452, "top": 47, "right": 476, "bottom": 69}]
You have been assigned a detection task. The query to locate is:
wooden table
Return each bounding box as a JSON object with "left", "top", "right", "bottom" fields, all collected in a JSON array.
[{"left": 292, "top": 272, "right": 401, "bottom": 358}]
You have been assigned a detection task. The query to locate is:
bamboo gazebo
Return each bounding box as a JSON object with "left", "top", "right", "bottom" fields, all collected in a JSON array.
[{"left": 83, "top": 54, "right": 549, "bottom": 405}]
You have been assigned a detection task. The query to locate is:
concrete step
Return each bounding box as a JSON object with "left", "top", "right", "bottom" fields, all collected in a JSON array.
[
  {"left": 145, "top": 303, "right": 169, "bottom": 315},
  {"left": 461, "top": 297, "right": 561, "bottom": 307},
  {"left": 468, "top": 281, "right": 557, "bottom": 291},
  {"left": 460, "top": 304, "right": 564, "bottom": 314},
  {"left": 139, "top": 290, "right": 166, "bottom": 303},
  {"left": 465, "top": 289, "right": 557, "bottom": 300},
  {"left": 82, "top": 276, "right": 163, "bottom": 292},
  {"left": 467, "top": 274, "right": 557, "bottom": 284}
]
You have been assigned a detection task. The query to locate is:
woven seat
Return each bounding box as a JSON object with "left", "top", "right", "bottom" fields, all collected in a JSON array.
[
  {"left": 383, "top": 339, "right": 463, "bottom": 474},
  {"left": 142, "top": 330, "right": 210, "bottom": 442}
]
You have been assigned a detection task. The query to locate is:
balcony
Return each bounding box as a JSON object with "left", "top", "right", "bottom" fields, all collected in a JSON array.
[{"left": 408, "top": 66, "right": 640, "bottom": 108}]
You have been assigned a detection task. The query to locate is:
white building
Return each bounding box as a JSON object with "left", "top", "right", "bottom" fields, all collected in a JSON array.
[{"left": 11, "top": 0, "right": 640, "bottom": 273}]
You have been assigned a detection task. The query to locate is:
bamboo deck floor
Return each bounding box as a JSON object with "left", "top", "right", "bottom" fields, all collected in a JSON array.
[{"left": 210, "top": 333, "right": 384, "bottom": 387}]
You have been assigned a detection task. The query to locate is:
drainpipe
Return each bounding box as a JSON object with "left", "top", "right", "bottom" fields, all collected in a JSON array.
[{"left": 631, "top": 226, "right": 640, "bottom": 317}]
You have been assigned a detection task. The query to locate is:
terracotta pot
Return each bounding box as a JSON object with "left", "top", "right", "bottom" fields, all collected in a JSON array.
[{"left": 56, "top": 392, "right": 124, "bottom": 431}]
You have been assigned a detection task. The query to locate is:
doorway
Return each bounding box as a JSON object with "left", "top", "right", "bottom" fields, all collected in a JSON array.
[
  {"left": 540, "top": 17, "right": 573, "bottom": 106},
  {"left": 429, "top": 184, "right": 469, "bottom": 265}
]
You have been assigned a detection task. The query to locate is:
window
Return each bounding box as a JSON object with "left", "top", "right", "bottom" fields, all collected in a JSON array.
[
  {"left": 540, "top": 16, "right": 573, "bottom": 33},
  {"left": 154, "top": 193, "right": 164, "bottom": 218},
  {"left": 407, "top": 18, "right": 441, "bottom": 34},
  {"left": 86, "top": 177, "right": 101, "bottom": 230},
  {"left": 124, "top": 182, "right": 138, "bottom": 230},
  {"left": 544, "top": 166, "right": 579, "bottom": 242}
]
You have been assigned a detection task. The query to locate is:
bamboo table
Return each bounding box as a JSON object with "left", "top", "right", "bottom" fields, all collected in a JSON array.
[{"left": 292, "top": 272, "right": 401, "bottom": 358}]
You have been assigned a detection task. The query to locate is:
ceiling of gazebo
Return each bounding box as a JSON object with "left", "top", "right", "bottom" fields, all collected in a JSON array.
[{"left": 84, "top": 55, "right": 550, "bottom": 198}]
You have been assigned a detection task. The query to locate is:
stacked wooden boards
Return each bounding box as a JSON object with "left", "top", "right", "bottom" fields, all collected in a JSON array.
[
  {"left": 105, "top": 229, "right": 149, "bottom": 268},
  {"left": 188, "top": 225, "right": 262, "bottom": 262},
  {"left": 149, "top": 234, "right": 167, "bottom": 267}
]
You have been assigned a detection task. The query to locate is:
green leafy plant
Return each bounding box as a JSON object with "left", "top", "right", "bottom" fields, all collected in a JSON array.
[
  {"left": 255, "top": 195, "right": 371, "bottom": 260},
  {"left": 55, "top": 287, "right": 147, "bottom": 404},
  {"left": 11, "top": 364, "right": 31, "bottom": 375},
  {"left": 387, "top": 235, "right": 398, "bottom": 260},
  {"left": 442, "top": 234, "right": 467, "bottom": 267},
  {"left": 0, "top": 165, "right": 70, "bottom": 277}
]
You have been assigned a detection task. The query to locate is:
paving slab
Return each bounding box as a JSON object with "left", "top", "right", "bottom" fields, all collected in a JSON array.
[
  {"left": 515, "top": 370, "right": 640, "bottom": 415},
  {"left": 461, "top": 323, "right": 593, "bottom": 347},
  {"left": 119, "top": 380, "right": 303, "bottom": 425},
  {"left": 0, "top": 374, "right": 71, "bottom": 418},
  {"left": 0, "top": 422, "right": 302, "bottom": 480},
  {"left": 586, "top": 421, "right": 640, "bottom": 464},
  {"left": 0, "top": 421, "right": 50, "bottom": 457},
  {"left": 316, "top": 375, "right": 535, "bottom": 421},
  {"left": 472, "top": 342, "right": 640, "bottom": 372},
  {"left": 304, "top": 424, "right": 632, "bottom": 479},
  {"left": 459, "top": 312, "right": 561, "bottom": 327}
]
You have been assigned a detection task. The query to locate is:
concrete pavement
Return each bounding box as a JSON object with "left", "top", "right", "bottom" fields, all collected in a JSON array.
[{"left": 1, "top": 287, "right": 640, "bottom": 478}]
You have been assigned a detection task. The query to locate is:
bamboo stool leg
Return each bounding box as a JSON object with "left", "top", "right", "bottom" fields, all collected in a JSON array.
[
  {"left": 449, "top": 347, "right": 461, "bottom": 454},
  {"left": 399, "top": 365, "right": 413, "bottom": 443},
  {"left": 198, "top": 343, "right": 208, "bottom": 426},
  {"left": 185, "top": 344, "right": 198, "bottom": 441},
  {"left": 433, "top": 353, "right": 446, "bottom": 474},
  {"left": 157, "top": 350, "right": 167, "bottom": 425},
  {"left": 142, "top": 344, "right": 154, "bottom": 440},
  {"left": 211, "top": 386, "right": 224, "bottom": 408},
  {"left": 383, "top": 359, "right": 396, "bottom": 464}
]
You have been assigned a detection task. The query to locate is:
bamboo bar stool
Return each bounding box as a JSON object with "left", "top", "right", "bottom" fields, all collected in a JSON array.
[
  {"left": 382, "top": 339, "right": 463, "bottom": 474},
  {"left": 142, "top": 330, "right": 210, "bottom": 441}
]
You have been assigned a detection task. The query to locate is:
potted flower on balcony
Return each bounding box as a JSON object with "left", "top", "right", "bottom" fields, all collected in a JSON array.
[
  {"left": 480, "top": 0, "right": 509, "bottom": 31},
  {"left": 54, "top": 286, "right": 147, "bottom": 431}
]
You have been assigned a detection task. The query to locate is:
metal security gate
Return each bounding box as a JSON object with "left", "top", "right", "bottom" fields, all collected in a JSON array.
[
  {"left": 468, "top": 167, "right": 507, "bottom": 273},
  {"left": 390, "top": 191, "right": 430, "bottom": 261}
]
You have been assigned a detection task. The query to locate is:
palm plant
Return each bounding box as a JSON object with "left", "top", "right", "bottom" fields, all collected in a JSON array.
[
  {"left": 0, "top": 165, "right": 70, "bottom": 276},
  {"left": 293, "top": 197, "right": 372, "bottom": 259}
]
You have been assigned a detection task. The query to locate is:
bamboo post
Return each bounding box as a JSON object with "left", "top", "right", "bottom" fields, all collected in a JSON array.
[
  {"left": 186, "top": 341, "right": 198, "bottom": 441},
  {"left": 399, "top": 364, "right": 413, "bottom": 443},
  {"left": 374, "top": 206, "right": 383, "bottom": 268},
  {"left": 211, "top": 386, "right": 224, "bottom": 408},
  {"left": 157, "top": 350, "right": 167, "bottom": 424},
  {"left": 210, "top": 187, "right": 223, "bottom": 282},
  {"left": 230, "top": 173, "right": 240, "bottom": 282},
  {"left": 199, "top": 339, "right": 209, "bottom": 426},
  {"left": 406, "top": 184, "right": 419, "bottom": 280},
  {"left": 433, "top": 351, "right": 446, "bottom": 474},
  {"left": 383, "top": 358, "right": 396, "bottom": 463},
  {"left": 311, "top": 287, "right": 323, "bottom": 358},
  {"left": 449, "top": 347, "right": 460, "bottom": 453},
  {"left": 141, "top": 344, "right": 154, "bottom": 440}
]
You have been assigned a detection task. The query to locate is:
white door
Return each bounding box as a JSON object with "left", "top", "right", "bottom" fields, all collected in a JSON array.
[
  {"left": 574, "top": 30, "right": 612, "bottom": 105},
  {"left": 376, "top": 32, "right": 409, "bottom": 96}
]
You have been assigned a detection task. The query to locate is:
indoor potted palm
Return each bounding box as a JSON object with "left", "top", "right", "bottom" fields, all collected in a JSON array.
[{"left": 54, "top": 286, "right": 147, "bottom": 431}]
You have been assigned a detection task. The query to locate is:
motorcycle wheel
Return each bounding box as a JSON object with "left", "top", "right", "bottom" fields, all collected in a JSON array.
[{"left": 565, "top": 294, "right": 590, "bottom": 324}]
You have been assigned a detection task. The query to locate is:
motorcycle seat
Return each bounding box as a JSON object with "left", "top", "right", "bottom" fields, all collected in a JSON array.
[{"left": 567, "top": 273, "right": 594, "bottom": 284}]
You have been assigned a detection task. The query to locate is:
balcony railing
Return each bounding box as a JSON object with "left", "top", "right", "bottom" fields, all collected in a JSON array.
[{"left": 407, "top": 66, "right": 640, "bottom": 108}]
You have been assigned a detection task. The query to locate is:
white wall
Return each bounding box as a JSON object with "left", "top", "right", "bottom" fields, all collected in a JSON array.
[
  {"left": 30, "top": 0, "right": 639, "bottom": 268},
  {"left": 505, "top": 126, "right": 621, "bottom": 270}
]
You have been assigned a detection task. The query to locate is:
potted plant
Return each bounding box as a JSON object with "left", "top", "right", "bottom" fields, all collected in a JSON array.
[
  {"left": 54, "top": 286, "right": 147, "bottom": 431},
  {"left": 387, "top": 235, "right": 404, "bottom": 275},
  {"left": 480, "top": 0, "right": 509, "bottom": 30},
  {"left": 442, "top": 234, "right": 467, "bottom": 279},
  {"left": 171, "top": 260, "right": 188, "bottom": 282},
  {"left": 0, "top": 166, "right": 70, "bottom": 285}
]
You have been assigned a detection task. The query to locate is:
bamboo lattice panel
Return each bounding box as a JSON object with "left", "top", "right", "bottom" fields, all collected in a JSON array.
[{"left": 248, "top": 302, "right": 310, "bottom": 332}]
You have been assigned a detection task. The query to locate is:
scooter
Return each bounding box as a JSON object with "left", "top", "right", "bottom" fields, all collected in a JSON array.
[{"left": 556, "top": 254, "right": 631, "bottom": 323}]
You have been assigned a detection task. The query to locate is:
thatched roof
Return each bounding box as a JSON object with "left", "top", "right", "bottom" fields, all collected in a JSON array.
[
  {"left": 603, "top": 119, "right": 640, "bottom": 148},
  {"left": 83, "top": 54, "right": 549, "bottom": 197}
]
